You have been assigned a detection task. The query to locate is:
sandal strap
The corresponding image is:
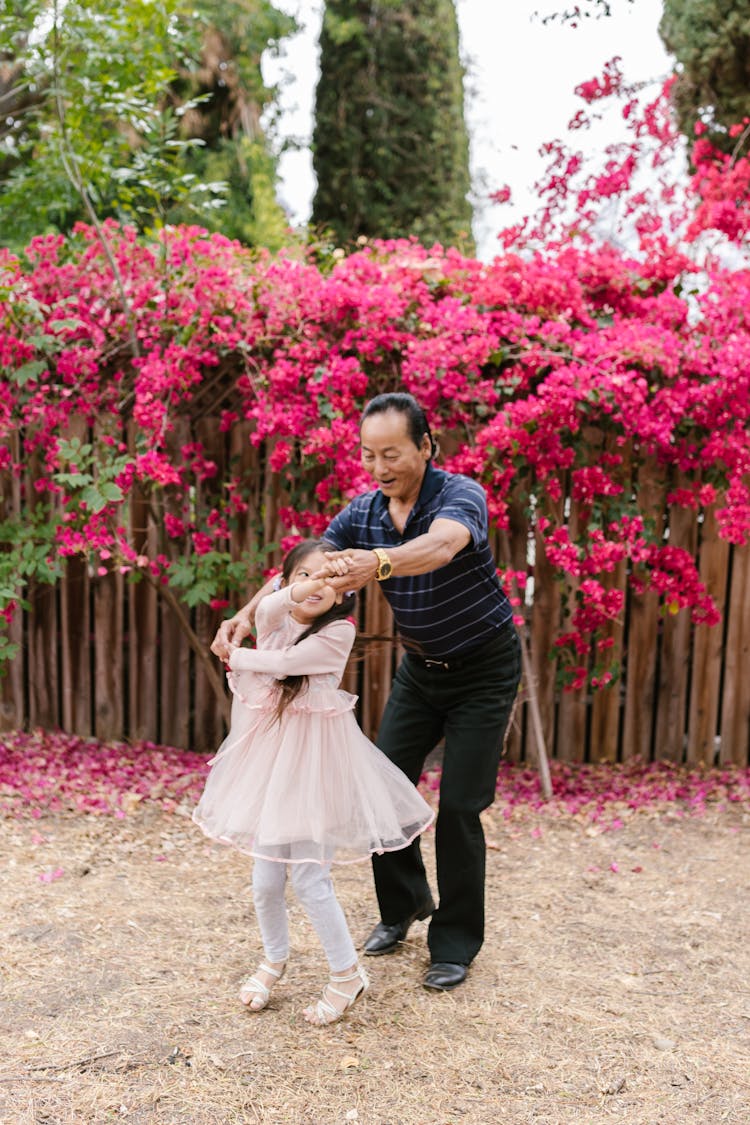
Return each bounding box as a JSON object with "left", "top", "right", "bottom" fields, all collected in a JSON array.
[
  {"left": 310, "top": 966, "right": 369, "bottom": 1024},
  {"left": 240, "top": 962, "right": 286, "bottom": 1000},
  {"left": 314, "top": 996, "right": 341, "bottom": 1021},
  {"left": 257, "top": 962, "right": 285, "bottom": 980},
  {"left": 241, "top": 975, "right": 270, "bottom": 999},
  {"left": 330, "top": 966, "right": 368, "bottom": 985}
]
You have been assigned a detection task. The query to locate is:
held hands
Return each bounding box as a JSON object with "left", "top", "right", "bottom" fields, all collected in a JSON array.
[
  {"left": 313, "top": 550, "right": 379, "bottom": 591},
  {"left": 210, "top": 555, "right": 362, "bottom": 662}
]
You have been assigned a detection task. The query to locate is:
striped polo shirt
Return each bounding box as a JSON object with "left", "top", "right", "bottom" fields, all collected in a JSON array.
[{"left": 324, "top": 464, "right": 512, "bottom": 659}]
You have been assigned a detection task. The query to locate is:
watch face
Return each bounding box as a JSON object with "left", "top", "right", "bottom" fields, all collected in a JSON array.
[{"left": 379, "top": 562, "right": 393, "bottom": 579}]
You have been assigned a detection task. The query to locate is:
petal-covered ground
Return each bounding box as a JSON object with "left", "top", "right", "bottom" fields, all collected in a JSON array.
[{"left": 2, "top": 728, "right": 749, "bottom": 825}]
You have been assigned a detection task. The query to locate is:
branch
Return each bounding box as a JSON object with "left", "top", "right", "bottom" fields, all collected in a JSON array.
[
  {"left": 140, "top": 567, "right": 231, "bottom": 727},
  {"left": 50, "top": 1, "right": 140, "bottom": 360}
]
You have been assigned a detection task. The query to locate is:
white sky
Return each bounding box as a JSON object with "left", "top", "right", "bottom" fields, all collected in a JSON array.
[{"left": 263, "top": 0, "right": 674, "bottom": 260}]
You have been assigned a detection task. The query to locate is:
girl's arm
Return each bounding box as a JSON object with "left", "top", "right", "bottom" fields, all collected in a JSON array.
[
  {"left": 211, "top": 557, "right": 353, "bottom": 660},
  {"left": 254, "top": 585, "right": 298, "bottom": 639},
  {"left": 228, "top": 619, "right": 355, "bottom": 678},
  {"left": 254, "top": 578, "right": 340, "bottom": 638}
]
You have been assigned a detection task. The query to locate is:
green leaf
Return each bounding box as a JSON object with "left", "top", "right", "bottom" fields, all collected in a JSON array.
[
  {"left": 11, "top": 359, "right": 47, "bottom": 386},
  {"left": 99, "top": 481, "right": 124, "bottom": 502}
]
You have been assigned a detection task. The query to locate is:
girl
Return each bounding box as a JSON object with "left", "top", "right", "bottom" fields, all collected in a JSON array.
[{"left": 193, "top": 539, "right": 434, "bottom": 1026}]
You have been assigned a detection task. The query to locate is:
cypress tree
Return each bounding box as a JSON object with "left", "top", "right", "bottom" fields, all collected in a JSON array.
[
  {"left": 311, "top": 0, "right": 474, "bottom": 250},
  {"left": 660, "top": 0, "right": 750, "bottom": 153}
]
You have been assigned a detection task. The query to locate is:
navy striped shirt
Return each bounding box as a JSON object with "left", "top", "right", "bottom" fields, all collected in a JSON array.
[{"left": 324, "top": 464, "right": 512, "bottom": 659}]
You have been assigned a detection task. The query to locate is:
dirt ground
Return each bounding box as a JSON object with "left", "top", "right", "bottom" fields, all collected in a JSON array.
[{"left": 1, "top": 802, "right": 749, "bottom": 1125}]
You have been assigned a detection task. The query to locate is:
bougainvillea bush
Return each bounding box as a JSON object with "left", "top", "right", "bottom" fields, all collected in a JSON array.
[{"left": 1, "top": 75, "right": 749, "bottom": 692}]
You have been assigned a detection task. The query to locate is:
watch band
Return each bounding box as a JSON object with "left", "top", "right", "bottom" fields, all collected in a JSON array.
[{"left": 372, "top": 547, "right": 393, "bottom": 581}]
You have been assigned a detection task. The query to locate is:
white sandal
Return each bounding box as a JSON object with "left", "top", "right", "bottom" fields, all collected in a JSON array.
[
  {"left": 303, "top": 964, "right": 370, "bottom": 1026},
  {"left": 239, "top": 962, "right": 286, "bottom": 1011}
]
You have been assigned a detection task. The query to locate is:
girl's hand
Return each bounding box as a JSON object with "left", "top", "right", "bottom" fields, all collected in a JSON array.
[
  {"left": 315, "top": 549, "right": 377, "bottom": 592},
  {"left": 310, "top": 555, "right": 354, "bottom": 582}
]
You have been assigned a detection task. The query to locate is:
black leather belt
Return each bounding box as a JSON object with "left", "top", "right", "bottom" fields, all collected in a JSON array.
[{"left": 405, "top": 620, "right": 514, "bottom": 672}]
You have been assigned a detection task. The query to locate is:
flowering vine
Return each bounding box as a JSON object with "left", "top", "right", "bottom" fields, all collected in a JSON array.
[{"left": 1, "top": 63, "right": 750, "bottom": 695}]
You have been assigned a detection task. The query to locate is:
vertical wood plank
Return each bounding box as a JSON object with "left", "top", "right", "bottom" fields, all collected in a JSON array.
[
  {"left": 27, "top": 581, "right": 59, "bottom": 729},
  {"left": 60, "top": 556, "right": 91, "bottom": 734},
  {"left": 589, "top": 434, "right": 630, "bottom": 764},
  {"left": 622, "top": 459, "right": 666, "bottom": 761},
  {"left": 26, "top": 446, "right": 60, "bottom": 729},
  {"left": 0, "top": 609, "right": 24, "bottom": 731},
  {"left": 59, "top": 411, "right": 92, "bottom": 734},
  {"left": 160, "top": 417, "right": 191, "bottom": 748},
  {"left": 556, "top": 495, "right": 587, "bottom": 763},
  {"left": 654, "top": 494, "right": 698, "bottom": 762},
  {"left": 687, "top": 507, "right": 730, "bottom": 765},
  {"left": 229, "top": 421, "right": 263, "bottom": 560},
  {"left": 0, "top": 431, "right": 24, "bottom": 731},
  {"left": 589, "top": 557, "right": 627, "bottom": 763},
  {"left": 497, "top": 498, "right": 530, "bottom": 763},
  {"left": 128, "top": 481, "right": 158, "bottom": 742},
  {"left": 360, "top": 584, "right": 394, "bottom": 741},
  {"left": 528, "top": 523, "right": 561, "bottom": 764},
  {"left": 93, "top": 569, "right": 124, "bottom": 741},
  {"left": 193, "top": 416, "right": 230, "bottom": 751},
  {"left": 193, "top": 603, "right": 226, "bottom": 752},
  {"left": 719, "top": 545, "right": 750, "bottom": 766}
]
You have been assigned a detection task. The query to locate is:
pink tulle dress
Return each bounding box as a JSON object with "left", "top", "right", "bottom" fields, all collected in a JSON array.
[{"left": 193, "top": 587, "right": 434, "bottom": 865}]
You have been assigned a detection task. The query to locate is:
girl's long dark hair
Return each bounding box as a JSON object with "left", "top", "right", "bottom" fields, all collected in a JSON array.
[{"left": 273, "top": 539, "right": 356, "bottom": 724}]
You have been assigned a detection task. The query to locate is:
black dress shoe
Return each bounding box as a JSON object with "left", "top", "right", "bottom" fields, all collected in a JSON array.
[
  {"left": 363, "top": 899, "right": 435, "bottom": 956},
  {"left": 423, "top": 962, "right": 468, "bottom": 991}
]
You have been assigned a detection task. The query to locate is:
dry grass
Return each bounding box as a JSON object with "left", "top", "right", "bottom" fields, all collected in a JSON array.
[{"left": 1, "top": 802, "right": 749, "bottom": 1124}]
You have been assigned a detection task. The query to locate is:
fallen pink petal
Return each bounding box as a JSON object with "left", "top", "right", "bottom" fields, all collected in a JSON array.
[
  {"left": 1, "top": 730, "right": 748, "bottom": 826},
  {"left": 38, "top": 867, "right": 64, "bottom": 883}
]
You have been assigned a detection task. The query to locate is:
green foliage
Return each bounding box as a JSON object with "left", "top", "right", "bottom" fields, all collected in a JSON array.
[
  {"left": 167, "top": 136, "right": 290, "bottom": 250},
  {"left": 311, "top": 0, "right": 474, "bottom": 250},
  {"left": 168, "top": 550, "right": 269, "bottom": 608},
  {"left": 54, "top": 437, "right": 126, "bottom": 514},
  {"left": 0, "top": 0, "right": 205, "bottom": 243},
  {"left": 167, "top": 0, "right": 294, "bottom": 246},
  {"left": 660, "top": 0, "right": 750, "bottom": 152},
  {"left": 0, "top": 0, "right": 293, "bottom": 248}
]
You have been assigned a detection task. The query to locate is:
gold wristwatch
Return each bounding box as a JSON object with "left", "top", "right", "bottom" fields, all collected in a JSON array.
[{"left": 372, "top": 547, "right": 393, "bottom": 581}]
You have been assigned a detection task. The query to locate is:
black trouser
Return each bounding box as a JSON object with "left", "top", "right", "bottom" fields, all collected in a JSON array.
[{"left": 372, "top": 623, "right": 522, "bottom": 965}]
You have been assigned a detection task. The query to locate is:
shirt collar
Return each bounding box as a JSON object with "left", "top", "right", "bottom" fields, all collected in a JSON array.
[{"left": 372, "top": 462, "right": 444, "bottom": 525}]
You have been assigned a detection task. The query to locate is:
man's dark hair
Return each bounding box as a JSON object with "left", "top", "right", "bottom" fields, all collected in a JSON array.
[{"left": 360, "top": 392, "right": 437, "bottom": 459}]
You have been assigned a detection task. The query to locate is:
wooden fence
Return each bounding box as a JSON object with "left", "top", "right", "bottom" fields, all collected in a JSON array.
[{"left": 1, "top": 422, "right": 749, "bottom": 766}]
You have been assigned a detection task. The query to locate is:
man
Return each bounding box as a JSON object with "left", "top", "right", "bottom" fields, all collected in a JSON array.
[{"left": 213, "top": 392, "right": 521, "bottom": 991}]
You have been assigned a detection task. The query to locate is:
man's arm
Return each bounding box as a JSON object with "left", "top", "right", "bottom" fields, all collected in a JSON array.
[{"left": 315, "top": 518, "right": 471, "bottom": 591}]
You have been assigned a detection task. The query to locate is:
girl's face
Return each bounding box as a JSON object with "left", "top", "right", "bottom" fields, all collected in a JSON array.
[{"left": 287, "top": 549, "right": 341, "bottom": 622}]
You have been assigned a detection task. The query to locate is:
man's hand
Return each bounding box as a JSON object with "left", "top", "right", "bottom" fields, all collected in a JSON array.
[
  {"left": 314, "top": 549, "right": 378, "bottom": 591},
  {"left": 210, "top": 608, "right": 253, "bottom": 662}
]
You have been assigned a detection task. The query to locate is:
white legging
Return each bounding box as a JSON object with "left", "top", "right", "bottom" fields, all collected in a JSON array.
[{"left": 252, "top": 858, "right": 357, "bottom": 973}]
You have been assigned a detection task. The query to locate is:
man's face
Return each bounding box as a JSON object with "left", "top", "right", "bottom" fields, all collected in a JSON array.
[{"left": 360, "top": 410, "right": 431, "bottom": 503}]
